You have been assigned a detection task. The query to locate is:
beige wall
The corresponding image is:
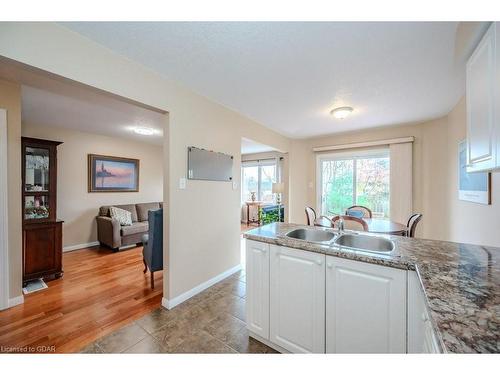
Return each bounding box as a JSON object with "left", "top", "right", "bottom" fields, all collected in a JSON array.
[
  {"left": 0, "top": 23, "right": 290, "bottom": 302},
  {"left": 289, "top": 98, "right": 500, "bottom": 247},
  {"left": 289, "top": 117, "right": 451, "bottom": 240},
  {"left": 21, "top": 124, "right": 163, "bottom": 249},
  {"left": 0, "top": 78, "right": 22, "bottom": 299},
  {"left": 2, "top": 23, "right": 498, "bottom": 305},
  {"left": 446, "top": 98, "right": 500, "bottom": 247}
]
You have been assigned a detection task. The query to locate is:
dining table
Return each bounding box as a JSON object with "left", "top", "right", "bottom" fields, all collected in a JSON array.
[
  {"left": 328, "top": 211, "right": 408, "bottom": 235},
  {"left": 362, "top": 218, "right": 408, "bottom": 236}
]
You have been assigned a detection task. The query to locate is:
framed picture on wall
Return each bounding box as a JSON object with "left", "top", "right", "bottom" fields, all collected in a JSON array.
[
  {"left": 88, "top": 154, "right": 139, "bottom": 192},
  {"left": 458, "top": 140, "right": 491, "bottom": 205}
]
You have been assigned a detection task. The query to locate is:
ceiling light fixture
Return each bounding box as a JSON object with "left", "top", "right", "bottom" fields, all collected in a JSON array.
[
  {"left": 133, "top": 127, "right": 155, "bottom": 136},
  {"left": 330, "top": 106, "right": 354, "bottom": 119}
]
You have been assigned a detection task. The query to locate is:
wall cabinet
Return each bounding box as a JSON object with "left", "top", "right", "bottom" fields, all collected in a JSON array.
[
  {"left": 245, "top": 240, "right": 270, "bottom": 339},
  {"left": 466, "top": 22, "right": 500, "bottom": 172},
  {"left": 407, "top": 272, "right": 441, "bottom": 353},
  {"left": 325, "top": 256, "right": 407, "bottom": 353},
  {"left": 269, "top": 245, "right": 325, "bottom": 353}
]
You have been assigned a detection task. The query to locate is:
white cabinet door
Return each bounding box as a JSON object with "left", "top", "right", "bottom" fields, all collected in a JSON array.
[
  {"left": 326, "top": 256, "right": 407, "bottom": 353},
  {"left": 466, "top": 23, "right": 497, "bottom": 172},
  {"left": 407, "top": 271, "right": 441, "bottom": 353},
  {"left": 270, "top": 245, "right": 325, "bottom": 353},
  {"left": 245, "top": 239, "right": 270, "bottom": 339}
]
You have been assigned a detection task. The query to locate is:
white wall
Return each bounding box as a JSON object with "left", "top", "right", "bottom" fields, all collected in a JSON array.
[{"left": 0, "top": 22, "right": 290, "bottom": 301}]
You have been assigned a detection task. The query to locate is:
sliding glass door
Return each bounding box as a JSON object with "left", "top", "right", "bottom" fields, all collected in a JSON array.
[{"left": 317, "top": 149, "right": 390, "bottom": 218}]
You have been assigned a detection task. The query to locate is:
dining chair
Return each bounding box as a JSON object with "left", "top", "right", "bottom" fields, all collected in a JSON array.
[
  {"left": 406, "top": 213, "right": 423, "bottom": 238},
  {"left": 345, "top": 205, "right": 373, "bottom": 218},
  {"left": 141, "top": 208, "right": 163, "bottom": 289},
  {"left": 331, "top": 215, "right": 369, "bottom": 231},
  {"left": 314, "top": 215, "right": 334, "bottom": 228},
  {"left": 305, "top": 206, "right": 317, "bottom": 226}
]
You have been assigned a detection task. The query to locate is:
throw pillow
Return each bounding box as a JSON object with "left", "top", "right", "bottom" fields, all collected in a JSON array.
[{"left": 109, "top": 206, "right": 132, "bottom": 226}]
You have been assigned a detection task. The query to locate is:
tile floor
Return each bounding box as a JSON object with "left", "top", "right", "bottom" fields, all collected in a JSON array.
[{"left": 80, "top": 268, "right": 277, "bottom": 354}]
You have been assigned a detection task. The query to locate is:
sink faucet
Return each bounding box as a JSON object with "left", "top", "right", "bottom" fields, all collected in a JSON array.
[{"left": 336, "top": 217, "right": 344, "bottom": 234}]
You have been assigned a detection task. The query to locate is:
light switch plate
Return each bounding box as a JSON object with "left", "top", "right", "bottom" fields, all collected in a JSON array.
[
  {"left": 179, "top": 177, "right": 187, "bottom": 190},
  {"left": 232, "top": 181, "right": 238, "bottom": 190}
]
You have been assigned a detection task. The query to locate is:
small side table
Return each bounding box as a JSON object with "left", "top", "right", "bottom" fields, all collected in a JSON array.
[{"left": 245, "top": 201, "right": 264, "bottom": 226}]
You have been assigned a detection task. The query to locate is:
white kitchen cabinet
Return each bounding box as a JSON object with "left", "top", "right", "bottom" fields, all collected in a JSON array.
[
  {"left": 245, "top": 239, "right": 270, "bottom": 339},
  {"left": 269, "top": 245, "right": 325, "bottom": 353},
  {"left": 407, "top": 271, "right": 441, "bottom": 353},
  {"left": 466, "top": 22, "right": 500, "bottom": 172},
  {"left": 325, "top": 256, "right": 407, "bottom": 353}
]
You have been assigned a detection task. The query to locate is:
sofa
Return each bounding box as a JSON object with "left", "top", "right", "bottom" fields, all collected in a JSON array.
[{"left": 96, "top": 202, "right": 163, "bottom": 251}]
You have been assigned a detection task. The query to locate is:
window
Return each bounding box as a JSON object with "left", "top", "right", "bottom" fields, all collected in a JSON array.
[
  {"left": 242, "top": 160, "right": 277, "bottom": 203},
  {"left": 317, "top": 149, "right": 390, "bottom": 218}
]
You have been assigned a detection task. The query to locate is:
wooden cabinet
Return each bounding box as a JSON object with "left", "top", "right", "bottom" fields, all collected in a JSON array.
[
  {"left": 23, "top": 221, "right": 63, "bottom": 281},
  {"left": 407, "top": 272, "right": 441, "bottom": 353},
  {"left": 325, "top": 256, "right": 407, "bottom": 353},
  {"left": 245, "top": 240, "right": 270, "bottom": 339},
  {"left": 466, "top": 22, "right": 500, "bottom": 172},
  {"left": 269, "top": 245, "right": 325, "bottom": 353},
  {"left": 22, "top": 137, "right": 63, "bottom": 284}
]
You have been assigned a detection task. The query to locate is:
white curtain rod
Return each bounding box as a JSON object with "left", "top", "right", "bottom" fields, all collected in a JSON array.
[{"left": 312, "top": 136, "right": 414, "bottom": 152}]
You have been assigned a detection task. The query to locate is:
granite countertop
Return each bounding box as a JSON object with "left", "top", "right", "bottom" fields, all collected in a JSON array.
[{"left": 243, "top": 222, "right": 500, "bottom": 353}]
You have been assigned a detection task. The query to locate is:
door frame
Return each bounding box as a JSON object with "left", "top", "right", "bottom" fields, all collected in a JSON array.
[{"left": 0, "top": 108, "right": 9, "bottom": 310}]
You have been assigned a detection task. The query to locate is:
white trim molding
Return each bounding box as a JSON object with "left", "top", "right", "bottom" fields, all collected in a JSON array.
[
  {"left": 0, "top": 109, "right": 9, "bottom": 311},
  {"left": 162, "top": 264, "right": 242, "bottom": 310},
  {"left": 8, "top": 295, "right": 24, "bottom": 308},
  {"left": 313, "top": 136, "right": 414, "bottom": 153},
  {"left": 63, "top": 241, "right": 99, "bottom": 252}
]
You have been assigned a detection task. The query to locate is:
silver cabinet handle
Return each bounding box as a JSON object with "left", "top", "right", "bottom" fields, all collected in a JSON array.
[{"left": 316, "top": 259, "right": 323, "bottom": 265}]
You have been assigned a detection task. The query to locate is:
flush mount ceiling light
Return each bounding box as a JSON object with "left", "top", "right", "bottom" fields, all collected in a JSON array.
[
  {"left": 133, "top": 127, "right": 155, "bottom": 136},
  {"left": 330, "top": 106, "right": 354, "bottom": 119}
]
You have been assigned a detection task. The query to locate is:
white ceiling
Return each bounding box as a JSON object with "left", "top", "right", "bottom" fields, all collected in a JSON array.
[
  {"left": 21, "top": 84, "right": 165, "bottom": 145},
  {"left": 241, "top": 137, "right": 277, "bottom": 155},
  {"left": 61, "top": 22, "right": 465, "bottom": 138}
]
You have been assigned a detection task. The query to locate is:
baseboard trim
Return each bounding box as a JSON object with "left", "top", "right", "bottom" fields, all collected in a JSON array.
[
  {"left": 7, "top": 295, "right": 24, "bottom": 308},
  {"left": 248, "top": 331, "right": 288, "bottom": 353},
  {"left": 162, "top": 264, "right": 242, "bottom": 310},
  {"left": 63, "top": 241, "right": 99, "bottom": 252}
]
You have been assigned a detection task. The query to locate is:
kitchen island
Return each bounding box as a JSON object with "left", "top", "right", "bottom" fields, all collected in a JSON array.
[{"left": 243, "top": 222, "right": 500, "bottom": 353}]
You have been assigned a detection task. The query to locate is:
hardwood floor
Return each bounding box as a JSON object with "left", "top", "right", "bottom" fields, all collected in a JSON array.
[
  {"left": 240, "top": 222, "right": 259, "bottom": 233},
  {"left": 0, "top": 245, "right": 163, "bottom": 353}
]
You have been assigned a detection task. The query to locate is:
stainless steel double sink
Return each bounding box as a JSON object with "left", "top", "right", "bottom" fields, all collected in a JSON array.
[{"left": 284, "top": 228, "right": 395, "bottom": 253}]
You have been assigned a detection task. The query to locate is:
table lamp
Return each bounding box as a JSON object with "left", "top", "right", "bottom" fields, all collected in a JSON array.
[{"left": 272, "top": 182, "right": 284, "bottom": 222}]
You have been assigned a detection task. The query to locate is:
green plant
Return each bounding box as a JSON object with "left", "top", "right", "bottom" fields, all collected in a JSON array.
[{"left": 259, "top": 207, "right": 281, "bottom": 224}]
